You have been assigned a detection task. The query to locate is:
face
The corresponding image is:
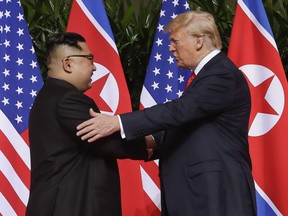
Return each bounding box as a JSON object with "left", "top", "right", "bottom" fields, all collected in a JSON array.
[
  {"left": 169, "top": 27, "right": 199, "bottom": 70},
  {"left": 64, "top": 42, "right": 96, "bottom": 92}
]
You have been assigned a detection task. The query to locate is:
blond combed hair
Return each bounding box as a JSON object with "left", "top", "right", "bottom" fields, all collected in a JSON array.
[{"left": 165, "top": 11, "right": 222, "bottom": 49}]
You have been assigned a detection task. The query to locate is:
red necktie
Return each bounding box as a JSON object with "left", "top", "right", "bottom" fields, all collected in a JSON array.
[{"left": 185, "top": 72, "right": 196, "bottom": 88}]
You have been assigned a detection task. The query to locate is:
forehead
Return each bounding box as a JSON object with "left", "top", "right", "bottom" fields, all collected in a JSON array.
[
  {"left": 77, "top": 42, "right": 90, "bottom": 52},
  {"left": 169, "top": 27, "right": 188, "bottom": 40}
]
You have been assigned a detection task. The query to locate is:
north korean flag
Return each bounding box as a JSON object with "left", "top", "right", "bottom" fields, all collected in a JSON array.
[
  {"left": 228, "top": 0, "right": 288, "bottom": 215},
  {"left": 67, "top": 1, "right": 147, "bottom": 215}
]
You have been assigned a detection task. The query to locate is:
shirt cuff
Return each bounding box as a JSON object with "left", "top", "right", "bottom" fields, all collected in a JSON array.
[{"left": 117, "top": 115, "right": 126, "bottom": 139}]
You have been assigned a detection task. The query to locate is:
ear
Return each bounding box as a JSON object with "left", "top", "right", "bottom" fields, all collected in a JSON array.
[
  {"left": 62, "top": 58, "right": 72, "bottom": 73},
  {"left": 196, "top": 35, "right": 204, "bottom": 49}
]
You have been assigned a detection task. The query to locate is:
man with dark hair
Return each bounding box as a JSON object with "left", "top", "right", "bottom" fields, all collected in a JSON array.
[{"left": 26, "top": 32, "right": 153, "bottom": 216}]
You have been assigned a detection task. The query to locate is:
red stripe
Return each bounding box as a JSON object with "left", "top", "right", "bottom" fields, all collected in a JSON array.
[
  {"left": 0, "top": 172, "right": 26, "bottom": 216},
  {"left": 143, "top": 192, "right": 161, "bottom": 216},
  {"left": 0, "top": 131, "right": 30, "bottom": 188},
  {"left": 140, "top": 160, "right": 161, "bottom": 188},
  {"left": 117, "top": 159, "right": 147, "bottom": 216}
]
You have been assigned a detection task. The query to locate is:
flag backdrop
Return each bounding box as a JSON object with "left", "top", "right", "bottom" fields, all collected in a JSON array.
[
  {"left": 66, "top": 0, "right": 148, "bottom": 215},
  {"left": 0, "top": 1, "right": 43, "bottom": 215},
  {"left": 228, "top": 0, "right": 288, "bottom": 215},
  {"left": 139, "top": 1, "right": 191, "bottom": 215}
]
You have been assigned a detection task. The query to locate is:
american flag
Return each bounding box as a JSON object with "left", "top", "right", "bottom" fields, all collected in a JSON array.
[
  {"left": 140, "top": 0, "right": 191, "bottom": 109},
  {"left": 0, "top": 1, "right": 43, "bottom": 215},
  {"left": 228, "top": 0, "right": 288, "bottom": 215},
  {"left": 139, "top": 0, "right": 191, "bottom": 215}
]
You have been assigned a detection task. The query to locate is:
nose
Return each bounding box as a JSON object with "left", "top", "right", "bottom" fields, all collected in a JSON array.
[
  {"left": 92, "top": 62, "right": 96, "bottom": 71},
  {"left": 169, "top": 43, "right": 175, "bottom": 52}
]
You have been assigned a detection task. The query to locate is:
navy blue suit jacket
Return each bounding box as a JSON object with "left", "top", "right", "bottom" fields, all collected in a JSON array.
[{"left": 121, "top": 52, "right": 257, "bottom": 216}]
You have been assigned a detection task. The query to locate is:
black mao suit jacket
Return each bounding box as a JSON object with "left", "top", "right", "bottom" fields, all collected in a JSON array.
[
  {"left": 26, "top": 78, "right": 147, "bottom": 216},
  {"left": 120, "top": 52, "right": 257, "bottom": 216}
]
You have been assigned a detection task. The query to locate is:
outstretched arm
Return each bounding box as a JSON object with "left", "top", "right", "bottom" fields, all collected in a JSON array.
[{"left": 76, "top": 108, "right": 120, "bottom": 142}]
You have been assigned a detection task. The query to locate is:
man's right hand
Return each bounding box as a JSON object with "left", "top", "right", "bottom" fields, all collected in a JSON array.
[{"left": 76, "top": 108, "right": 120, "bottom": 142}]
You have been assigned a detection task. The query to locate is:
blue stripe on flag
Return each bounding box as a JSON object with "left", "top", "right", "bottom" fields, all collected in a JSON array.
[
  {"left": 82, "top": 0, "right": 115, "bottom": 41},
  {"left": 242, "top": 0, "right": 273, "bottom": 37},
  {"left": 256, "top": 190, "right": 277, "bottom": 216}
]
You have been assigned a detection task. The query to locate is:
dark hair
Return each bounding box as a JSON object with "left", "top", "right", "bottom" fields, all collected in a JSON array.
[{"left": 46, "top": 32, "right": 86, "bottom": 58}]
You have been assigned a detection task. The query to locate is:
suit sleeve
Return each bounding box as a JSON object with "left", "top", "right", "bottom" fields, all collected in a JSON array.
[
  {"left": 56, "top": 91, "right": 148, "bottom": 159},
  {"left": 121, "top": 67, "right": 236, "bottom": 140}
]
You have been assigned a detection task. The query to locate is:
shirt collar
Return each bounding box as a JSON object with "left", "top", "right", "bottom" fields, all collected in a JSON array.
[{"left": 194, "top": 49, "right": 221, "bottom": 75}]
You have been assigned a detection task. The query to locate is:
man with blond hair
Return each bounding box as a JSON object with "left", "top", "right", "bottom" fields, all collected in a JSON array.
[{"left": 77, "top": 11, "right": 257, "bottom": 216}]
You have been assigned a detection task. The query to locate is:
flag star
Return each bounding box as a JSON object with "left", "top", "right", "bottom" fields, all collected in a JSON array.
[
  {"left": 3, "top": 54, "right": 10, "bottom": 62},
  {"left": 171, "top": 13, "right": 178, "bottom": 19},
  {"left": 3, "top": 39, "right": 10, "bottom": 47},
  {"left": 16, "top": 87, "right": 23, "bottom": 95},
  {"left": 155, "top": 38, "right": 163, "bottom": 46},
  {"left": 16, "top": 57, "right": 24, "bottom": 65},
  {"left": 7, "top": 0, "right": 12, "bottom": 3},
  {"left": 4, "top": 25, "right": 11, "bottom": 33},
  {"left": 17, "top": 28, "right": 24, "bottom": 36},
  {"left": 4, "top": 10, "right": 11, "bottom": 18},
  {"left": 16, "top": 43, "right": 24, "bottom": 51},
  {"left": 30, "top": 60, "right": 38, "bottom": 68},
  {"left": 153, "top": 67, "right": 160, "bottom": 76},
  {"left": 0, "top": 25, "right": 3, "bottom": 33},
  {"left": 30, "top": 46, "right": 35, "bottom": 54},
  {"left": 178, "top": 74, "right": 185, "bottom": 83},
  {"left": 184, "top": 1, "right": 190, "bottom": 9},
  {"left": 2, "top": 83, "right": 9, "bottom": 91},
  {"left": 160, "top": 10, "right": 165, "bottom": 17},
  {"left": 176, "top": 89, "right": 183, "bottom": 97},
  {"left": 30, "top": 75, "right": 38, "bottom": 83},
  {"left": 166, "top": 70, "right": 173, "bottom": 79},
  {"left": 167, "top": 56, "right": 174, "bottom": 64},
  {"left": 30, "top": 89, "right": 37, "bottom": 97},
  {"left": 15, "top": 115, "right": 23, "bottom": 124},
  {"left": 0, "top": 11, "right": 3, "bottom": 19},
  {"left": 154, "top": 53, "right": 162, "bottom": 61},
  {"left": 15, "top": 101, "right": 23, "bottom": 109},
  {"left": 17, "top": 0, "right": 21, "bottom": 6},
  {"left": 157, "top": 23, "right": 164, "bottom": 32},
  {"left": 172, "top": 0, "right": 179, "bottom": 6},
  {"left": 151, "top": 82, "right": 159, "bottom": 90},
  {"left": 17, "top": 13, "right": 24, "bottom": 21},
  {"left": 3, "top": 68, "right": 10, "bottom": 77},
  {"left": 16, "top": 72, "right": 24, "bottom": 80},
  {"left": 2, "top": 97, "right": 9, "bottom": 106},
  {"left": 165, "top": 84, "right": 172, "bottom": 93},
  {"left": 164, "top": 98, "right": 171, "bottom": 103}
]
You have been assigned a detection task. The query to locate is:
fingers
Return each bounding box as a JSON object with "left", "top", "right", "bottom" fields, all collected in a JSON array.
[
  {"left": 77, "top": 115, "right": 98, "bottom": 131},
  {"left": 87, "top": 134, "right": 103, "bottom": 143},
  {"left": 89, "top": 108, "right": 98, "bottom": 117},
  {"left": 76, "top": 124, "right": 95, "bottom": 137}
]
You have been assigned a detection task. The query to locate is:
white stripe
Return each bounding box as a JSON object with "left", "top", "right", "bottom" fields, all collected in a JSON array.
[
  {"left": 238, "top": 0, "right": 278, "bottom": 50},
  {"left": 254, "top": 181, "right": 283, "bottom": 216},
  {"left": 140, "top": 166, "right": 161, "bottom": 210},
  {"left": 153, "top": 159, "right": 159, "bottom": 166},
  {"left": 140, "top": 86, "right": 157, "bottom": 108},
  {"left": 76, "top": 0, "right": 119, "bottom": 54},
  {"left": 0, "top": 193, "right": 17, "bottom": 216},
  {"left": 0, "top": 110, "right": 30, "bottom": 169},
  {"left": 0, "top": 151, "right": 29, "bottom": 205}
]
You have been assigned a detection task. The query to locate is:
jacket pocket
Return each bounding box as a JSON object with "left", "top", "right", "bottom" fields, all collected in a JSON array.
[{"left": 188, "top": 159, "right": 222, "bottom": 178}]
